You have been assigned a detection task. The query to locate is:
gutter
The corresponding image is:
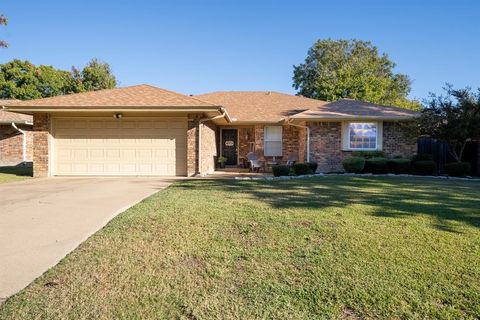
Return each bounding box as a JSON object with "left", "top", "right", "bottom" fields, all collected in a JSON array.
[
  {"left": 287, "top": 119, "right": 310, "bottom": 163},
  {"left": 198, "top": 108, "right": 229, "bottom": 176},
  {"left": 11, "top": 122, "right": 30, "bottom": 163}
]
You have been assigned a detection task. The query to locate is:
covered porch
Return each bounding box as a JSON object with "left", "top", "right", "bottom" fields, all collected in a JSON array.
[{"left": 216, "top": 124, "right": 307, "bottom": 171}]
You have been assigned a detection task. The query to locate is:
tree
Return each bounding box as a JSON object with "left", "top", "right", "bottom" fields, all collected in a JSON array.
[
  {"left": 0, "top": 60, "right": 70, "bottom": 99},
  {"left": 0, "top": 58, "right": 117, "bottom": 99},
  {"left": 72, "top": 59, "right": 117, "bottom": 92},
  {"left": 293, "top": 39, "right": 420, "bottom": 110},
  {"left": 0, "top": 14, "right": 8, "bottom": 48},
  {"left": 418, "top": 85, "right": 480, "bottom": 162}
]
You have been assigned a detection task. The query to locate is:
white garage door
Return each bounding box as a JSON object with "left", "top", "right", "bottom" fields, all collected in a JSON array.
[{"left": 53, "top": 117, "right": 187, "bottom": 176}]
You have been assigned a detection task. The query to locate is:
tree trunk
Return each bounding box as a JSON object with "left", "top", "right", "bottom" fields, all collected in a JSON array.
[{"left": 449, "top": 141, "right": 468, "bottom": 162}]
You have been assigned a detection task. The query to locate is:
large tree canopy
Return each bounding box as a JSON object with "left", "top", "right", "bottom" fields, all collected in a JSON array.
[
  {"left": 293, "top": 39, "right": 420, "bottom": 110},
  {"left": 70, "top": 59, "right": 117, "bottom": 93},
  {"left": 0, "top": 58, "right": 117, "bottom": 100},
  {"left": 418, "top": 85, "right": 480, "bottom": 162}
]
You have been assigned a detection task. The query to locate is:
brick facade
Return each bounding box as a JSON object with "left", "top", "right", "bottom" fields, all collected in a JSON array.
[
  {"left": 0, "top": 124, "right": 33, "bottom": 166},
  {"left": 382, "top": 121, "right": 417, "bottom": 157},
  {"left": 200, "top": 121, "right": 217, "bottom": 175},
  {"left": 221, "top": 124, "right": 307, "bottom": 165},
  {"left": 33, "top": 113, "right": 51, "bottom": 177},
  {"left": 283, "top": 124, "right": 306, "bottom": 163},
  {"left": 309, "top": 122, "right": 345, "bottom": 172},
  {"left": 238, "top": 127, "right": 255, "bottom": 159},
  {"left": 309, "top": 121, "right": 418, "bottom": 173},
  {"left": 187, "top": 115, "right": 200, "bottom": 176}
]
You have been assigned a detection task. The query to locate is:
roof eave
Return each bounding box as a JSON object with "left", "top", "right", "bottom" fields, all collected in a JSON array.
[
  {"left": 4, "top": 106, "right": 222, "bottom": 113},
  {"left": 226, "top": 119, "right": 287, "bottom": 125},
  {"left": 0, "top": 120, "right": 33, "bottom": 125},
  {"left": 290, "top": 115, "right": 418, "bottom": 121}
]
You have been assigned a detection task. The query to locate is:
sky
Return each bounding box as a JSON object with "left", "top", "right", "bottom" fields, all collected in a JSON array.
[{"left": 1, "top": 0, "right": 479, "bottom": 101}]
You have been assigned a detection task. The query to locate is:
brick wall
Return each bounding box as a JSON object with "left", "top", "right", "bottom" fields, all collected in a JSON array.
[
  {"left": 200, "top": 121, "right": 217, "bottom": 175},
  {"left": 33, "top": 113, "right": 51, "bottom": 177},
  {"left": 0, "top": 124, "right": 34, "bottom": 166},
  {"left": 254, "top": 125, "right": 264, "bottom": 157},
  {"left": 238, "top": 127, "right": 255, "bottom": 159},
  {"left": 238, "top": 125, "right": 306, "bottom": 162},
  {"left": 308, "top": 121, "right": 418, "bottom": 172},
  {"left": 309, "top": 122, "right": 344, "bottom": 172},
  {"left": 382, "top": 121, "right": 417, "bottom": 157},
  {"left": 283, "top": 124, "right": 306, "bottom": 163},
  {"left": 187, "top": 115, "right": 200, "bottom": 176}
]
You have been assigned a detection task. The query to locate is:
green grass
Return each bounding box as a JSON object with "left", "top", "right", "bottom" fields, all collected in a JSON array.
[
  {"left": 1, "top": 176, "right": 479, "bottom": 319},
  {"left": 0, "top": 166, "right": 32, "bottom": 184}
]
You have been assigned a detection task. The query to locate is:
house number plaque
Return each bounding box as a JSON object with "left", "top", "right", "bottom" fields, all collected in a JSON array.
[{"left": 225, "top": 140, "right": 234, "bottom": 147}]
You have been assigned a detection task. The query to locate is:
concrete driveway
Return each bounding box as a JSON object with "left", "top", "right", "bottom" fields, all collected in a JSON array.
[{"left": 0, "top": 177, "right": 176, "bottom": 300}]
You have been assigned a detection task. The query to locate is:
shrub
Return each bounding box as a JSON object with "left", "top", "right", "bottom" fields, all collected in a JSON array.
[
  {"left": 412, "top": 153, "right": 433, "bottom": 162},
  {"left": 272, "top": 165, "right": 290, "bottom": 177},
  {"left": 413, "top": 160, "right": 436, "bottom": 175},
  {"left": 307, "top": 162, "right": 318, "bottom": 173},
  {"left": 387, "top": 158, "right": 412, "bottom": 174},
  {"left": 351, "top": 150, "right": 385, "bottom": 159},
  {"left": 364, "top": 157, "right": 389, "bottom": 174},
  {"left": 293, "top": 163, "right": 313, "bottom": 175},
  {"left": 342, "top": 157, "right": 365, "bottom": 173},
  {"left": 445, "top": 162, "right": 471, "bottom": 177}
]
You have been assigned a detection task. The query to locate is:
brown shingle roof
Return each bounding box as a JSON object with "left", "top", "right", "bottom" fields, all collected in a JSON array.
[
  {"left": 291, "top": 99, "right": 419, "bottom": 120},
  {"left": 195, "top": 91, "right": 328, "bottom": 123},
  {"left": 0, "top": 100, "right": 32, "bottom": 124},
  {"left": 6, "top": 84, "right": 218, "bottom": 109}
]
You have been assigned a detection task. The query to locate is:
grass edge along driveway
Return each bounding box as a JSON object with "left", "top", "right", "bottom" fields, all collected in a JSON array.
[
  {"left": 0, "top": 166, "right": 32, "bottom": 184},
  {"left": 0, "top": 176, "right": 479, "bottom": 319}
]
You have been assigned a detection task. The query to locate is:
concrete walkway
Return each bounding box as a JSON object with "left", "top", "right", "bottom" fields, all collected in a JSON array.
[{"left": 0, "top": 177, "right": 176, "bottom": 300}]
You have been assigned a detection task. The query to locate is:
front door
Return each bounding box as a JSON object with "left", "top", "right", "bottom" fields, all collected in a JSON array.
[{"left": 222, "top": 129, "right": 238, "bottom": 165}]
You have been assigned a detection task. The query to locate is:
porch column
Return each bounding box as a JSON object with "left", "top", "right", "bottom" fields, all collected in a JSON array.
[
  {"left": 187, "top": 114, "right": 200, "bottom": 176},
  {"left": 33, "top": 113, "right": 51, "bottom": 177},
  {"left": 254, "top": 125, "right": 264, "bottom": 158}
]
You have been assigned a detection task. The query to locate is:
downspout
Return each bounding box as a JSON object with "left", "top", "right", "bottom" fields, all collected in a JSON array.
[
  {"left": 287, "top": 120, "right": 310, "bottom": 163},
  {"left": 198, "top": 108, "right": 228, "bottom": 176},
  {"left": 11, "top": 122, "right": 28, "bottom": 163}
]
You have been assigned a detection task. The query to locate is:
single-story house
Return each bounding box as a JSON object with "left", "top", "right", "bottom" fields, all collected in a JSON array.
[
  {"left": 0, "top": 100, "right": 33, "bottom": 166},
  {"left": 4, "top": 84, "right": 418, "bottom": 177}
]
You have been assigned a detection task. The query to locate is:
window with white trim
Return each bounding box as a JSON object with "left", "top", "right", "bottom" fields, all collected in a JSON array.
[
  {"left": 348, "top": 122, "right": 378, "bottom": 150},
  {"left": 264, "top": 126, "right": 282, "bottom": 156}
]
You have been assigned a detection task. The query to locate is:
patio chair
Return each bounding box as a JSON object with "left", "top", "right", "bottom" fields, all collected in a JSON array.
[
  {"left": 246, "top": 152, "right": 264, "bottom": 173},
  {"left": 286, "top": 153, "right": 298, "bottom": 168}
]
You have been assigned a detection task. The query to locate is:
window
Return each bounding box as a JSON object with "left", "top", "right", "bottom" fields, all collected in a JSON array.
[
  {"left": 348, "top": 122, "right": 378, "bottom": 150},
  {"left": 264, "top": 126, "right": 282, "bottom": 156}
]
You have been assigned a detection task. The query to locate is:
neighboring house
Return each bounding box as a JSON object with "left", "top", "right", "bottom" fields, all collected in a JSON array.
[
  {"left": 0, "top": 100, "right": 33, "bottom": 166},
  {"left": 4, "top": 85, "right": 418, "bottom": 177}
]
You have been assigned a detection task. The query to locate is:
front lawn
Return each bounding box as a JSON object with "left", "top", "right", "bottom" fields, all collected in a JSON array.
[
  {"left": 0, "top": 166, "right": 32, "bottom": 184},
  {"left": 1, "top": 176, "right": 479, "bottom": 319}
]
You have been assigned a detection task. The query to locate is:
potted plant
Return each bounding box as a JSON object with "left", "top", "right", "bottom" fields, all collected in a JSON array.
[{"left": 217, "top": 156, "right": 227, "bottom": 168}]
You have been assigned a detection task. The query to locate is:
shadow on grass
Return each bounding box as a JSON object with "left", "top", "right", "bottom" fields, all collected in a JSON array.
[
  {"left": 176, "top": 176, "right": 480, "bottom": 232},
  {"left": 0, "top": 166, "right": 33, "bottom": 177}
]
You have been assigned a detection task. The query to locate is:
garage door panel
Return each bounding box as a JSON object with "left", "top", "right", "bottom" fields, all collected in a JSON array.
[{"left": 54, "top": 117, "right": 187, "bottom": 176}]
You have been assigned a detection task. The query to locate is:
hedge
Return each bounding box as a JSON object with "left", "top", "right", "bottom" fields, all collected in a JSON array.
[
  {"left": 363, "top": 157, "right": 389, "bottom": 174},
  {"left": 413, "top": 160, "right": 436, "bottom": 175},
  {"left": 387, "top": 158, "right": 412, "bottom": 174},
  {"left": 272, "top": 165, "right": 290, "bottom": 177},
  {"left": 307, "top": 162, "right": 318, "bottom": 173},
  {"left": 445, "top": 162, "right": 471, "bottom": 177},
  {"left": 351, "top": 150, "right": 385, "bottom": 159},
  {"left": 412, "top": 153, "right": 433, "bottom": 162},
  {"left": 293, "top": 163, "right": 313, "bottom": 175},
  {"left": 342, "top": 157, "right": 365, "bottom": 173}
]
